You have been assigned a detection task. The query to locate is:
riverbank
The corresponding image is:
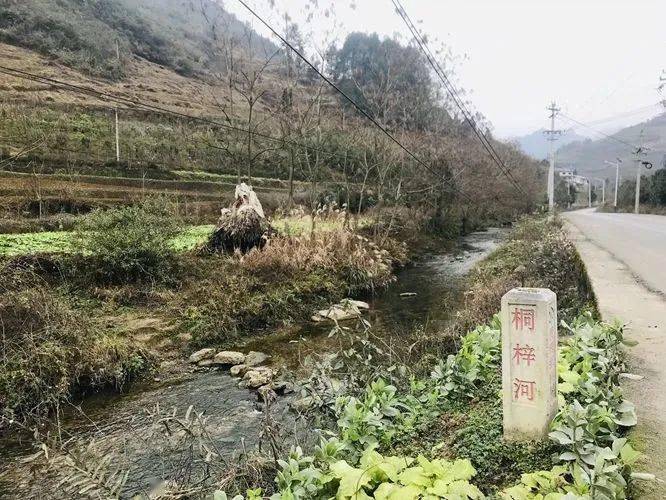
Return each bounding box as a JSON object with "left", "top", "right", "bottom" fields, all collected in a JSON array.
[
  {"left": 0, "top": 215, "right": 606, "bottom": 498},
  {"left": 0, "top": 205, "right": 409, "bottom": 430},
  {"left": 0, "top": 222, "right": 503, "bottom": 498}
]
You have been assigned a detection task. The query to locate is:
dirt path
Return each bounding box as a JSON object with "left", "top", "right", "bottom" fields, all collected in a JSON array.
[{"left": 564, "top": 217, "right": 666, "bottom": 498}]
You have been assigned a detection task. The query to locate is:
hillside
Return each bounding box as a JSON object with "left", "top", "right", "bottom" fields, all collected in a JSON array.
[
  {"left": 556, "top": 112, "right": 666, "bottom": 180},
  {"left": 0, "top": 0, "right": 276, "bottom": 79},
  {"left": 514, "top": 128, "right": 586, "bottom": 160},
  {"left": 0, "top": 0, "right": 543, "bottom": 233}
]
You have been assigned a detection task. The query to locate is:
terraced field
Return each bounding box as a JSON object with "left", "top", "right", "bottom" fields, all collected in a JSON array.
[{"left": 0, "top": 215, "right": 366, "bottom": 256}]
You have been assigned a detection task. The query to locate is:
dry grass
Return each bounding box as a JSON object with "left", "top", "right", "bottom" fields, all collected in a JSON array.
[
  {"left": 450, "top": 216, "right": 596, "bottom": 334},
  {"left": 0, "top": 263, "right": 152, "bottom": 427},
  {"left": 240, "top": 229, "right": 407, "bottom": 292}
]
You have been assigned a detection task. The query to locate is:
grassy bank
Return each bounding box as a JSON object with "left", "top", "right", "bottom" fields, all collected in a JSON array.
[
  {"left": 212, "top": 314, "right": 638, "bottom": 499},
  {"left": 0, "top": 201, "right": 400, "bottom": 430}
]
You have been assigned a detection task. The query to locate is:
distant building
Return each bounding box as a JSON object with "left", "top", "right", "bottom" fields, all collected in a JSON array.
[{"left": 558, "top": 170, "right": 586, "bottom": 186}]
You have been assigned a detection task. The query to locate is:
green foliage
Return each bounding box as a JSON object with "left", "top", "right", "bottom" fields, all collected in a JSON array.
[
  {"left": 220, "top": 445, "right": 483, "bottom": 500},
  {"left": 647, "top": 168, "right": 666, "bottom": 205},
  {"left": 452, "top": 401, "right": 558, "bottom": 490},
  {"left": 430, "top": 319, "right": 501, "bottom": 400},
  {"left": 546, "top": 316, "right": 638, "bottom": 500},
  {"left": 500, "top": 314, "right": 639, "bottom": 499},
  {"left": 75, "top": 198, "right": 182, "bottom": 283},
  {"left": 208, "top": 312, "right": 640, "bottom": 500},
  {"left": 500, "top": 465, "right": 588, "bottom": 499},
  {"left": 616, "top": 170, "right": 666, "bottom": 209}
]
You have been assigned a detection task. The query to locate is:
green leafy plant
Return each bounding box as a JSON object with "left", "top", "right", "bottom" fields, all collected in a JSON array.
[
  {"left": 500, "top": 314, "right": 640, "bottom": 499},
  {"left": 430, "top": 317, "right": 501, "bottom": 399}
]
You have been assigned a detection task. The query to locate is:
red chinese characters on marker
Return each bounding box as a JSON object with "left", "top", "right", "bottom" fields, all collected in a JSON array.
[
  {"left": 511, "top": 307, "right": 536, "bottom": 332},
  {"left": 513, "top": 378, "right": 536, "bottom": 401},
  {"left": 512, "top": 343, "right": 536, "bottom": 366}
]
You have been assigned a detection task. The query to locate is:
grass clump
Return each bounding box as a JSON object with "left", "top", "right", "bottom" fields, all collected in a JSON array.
[
  {"left": 241, "top": 230, "right": 407, "bottom": 292},
  {"left": 457, "top": 216, "right": 596, "bottom": 332},
  {"left": 75, "top": 198, "right": 182, "bottom": 283},
  {"left": 174, "top": 229, "right": 407, "bottom": 348},
  {"left": 178, "top": 257, "right": 346, "bottom": 348},
  {"left": 0, "top": 267, "right": 150, "bottom": 427},
  {"left": 450, "top": 399, "right": 558, "bottom": 492}
]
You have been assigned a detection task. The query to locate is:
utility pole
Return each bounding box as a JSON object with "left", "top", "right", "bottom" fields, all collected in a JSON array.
[
  {"left": 605, "top": 159, "right": 622, "bottom": 209},
  {"left": 634, "top": 130, "right": 648, "bottom": 214},
  {"left": 114, "top": 39, "right": 121, "bottom": 164},
  {"left": 544, "top": 102, "right": 562, "bottom": 212}
]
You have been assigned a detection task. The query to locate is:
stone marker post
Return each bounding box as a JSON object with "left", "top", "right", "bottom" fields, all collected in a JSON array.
[{"left": 501, "top": 288, "right": 558, "bottom": 441}]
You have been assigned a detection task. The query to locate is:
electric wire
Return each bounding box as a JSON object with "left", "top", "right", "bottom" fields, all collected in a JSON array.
[
  {"left": 557, "top": 112, "right": 643, "bottom": 151},
  {"left": 390, "top": 0, "right": 527, "bottom": 197},
  {"left": 234, "top": 0, "right": 480, "bottom": 202}
]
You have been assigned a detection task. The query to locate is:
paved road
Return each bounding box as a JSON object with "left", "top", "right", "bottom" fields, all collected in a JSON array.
[
  {"left": 564, "top": 209, "right": 666, "bottom": 498},
  {"left": 565, "top": 209, "right": 666, "bottom": 295}
]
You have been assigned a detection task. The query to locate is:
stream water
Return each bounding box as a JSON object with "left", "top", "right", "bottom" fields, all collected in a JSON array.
[{"left": 0, "top": 228, "right": 504, "bottom": 498}]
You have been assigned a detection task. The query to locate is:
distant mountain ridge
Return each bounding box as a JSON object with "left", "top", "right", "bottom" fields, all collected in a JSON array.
[
  {"left": 513, "top": 129, "right": 586, "bottom": 160},
  {"left": 556, "top": 112, "right": 666, "bottom": 180}
]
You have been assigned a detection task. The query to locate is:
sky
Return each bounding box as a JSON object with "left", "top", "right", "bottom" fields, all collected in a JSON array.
[{"left": 225, "top": 0, "right": 666, "bottom": 139}]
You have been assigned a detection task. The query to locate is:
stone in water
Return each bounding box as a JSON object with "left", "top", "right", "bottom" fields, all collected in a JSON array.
[
  {"left": 188, "top": 348, "right": 215, "bottom": 364},
  {"left": 213, "top": 351, "right": 245, "bottom": 366},
  {"left": 501, "top": 287, "right": 558, "bottom": 441},
  {"left": 245, "top": 351, "right": 270, "bottom": 367}
]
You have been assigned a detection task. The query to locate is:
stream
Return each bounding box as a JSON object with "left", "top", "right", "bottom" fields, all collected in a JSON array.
[{"left": 0, "top": 228, "right": 505, "bottom": 498}]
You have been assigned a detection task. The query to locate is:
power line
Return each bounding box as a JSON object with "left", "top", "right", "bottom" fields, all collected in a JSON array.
[
  {"left": 558, "top": 101, "right": 664, "bottom": 138},
  {"left": 389, "top": 0, "right": 527, "bottom": 198},
  {"left": 0, "top": 65, "right": 355, "bottom": 167},
  {"left": 233, "top": 0, "right": 459, "bottom": 192},
  {"left": 557, "top": 111, "right": 643, "bottom": 151},
  {"left": 570, "top": 102, "right": 663, "bottom": 128}
]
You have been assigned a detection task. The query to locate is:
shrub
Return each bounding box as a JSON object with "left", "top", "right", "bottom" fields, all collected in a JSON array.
[
  {"left": 457, "top": 216, "right": 595, "bottom": 332},
  {"left": 75, "top": 198, "right": 182, "bottom": 283},
  {"left": 0, "top": 267, "right": 150, "bottom": 426}
]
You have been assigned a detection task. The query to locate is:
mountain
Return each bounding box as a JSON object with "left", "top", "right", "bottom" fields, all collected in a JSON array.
[
  {"left": 514, "top": 129, "right": 586, "bottom": 160},
  {"left": 556, "top": 113, "right": 666, "bottom": 180}
]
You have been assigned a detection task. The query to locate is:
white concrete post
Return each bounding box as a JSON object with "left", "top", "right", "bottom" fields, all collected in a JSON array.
[{"left": 502, "top": 288, "right": 558, "bottom": 441}]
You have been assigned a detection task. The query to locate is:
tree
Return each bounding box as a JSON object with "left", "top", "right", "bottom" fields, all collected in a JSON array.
[
  {"left": 330, "top": 32, "right": 438, "bottom": 131},
  {"left": 648, "top": 168, "right": 666, "bottom": 205},
  {"left": 554, "top": 179, "right": 576, "bottom": 208}
]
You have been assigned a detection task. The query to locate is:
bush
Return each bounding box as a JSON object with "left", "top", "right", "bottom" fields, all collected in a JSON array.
[
  {"left": 0, "top": 267, "right": 150, "bottom": 426},
  {"left": 75, "top": 198, "right": 182, "bottom": 283}
]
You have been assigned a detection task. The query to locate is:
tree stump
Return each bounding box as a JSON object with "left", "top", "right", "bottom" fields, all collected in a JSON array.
[{"left": 205, "top": 183, "right": 273, "bottom": 253}]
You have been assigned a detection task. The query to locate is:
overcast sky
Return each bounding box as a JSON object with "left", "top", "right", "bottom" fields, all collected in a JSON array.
[{"left": 225, "top": 0, "right": 666, "bottom": 139}]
